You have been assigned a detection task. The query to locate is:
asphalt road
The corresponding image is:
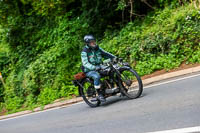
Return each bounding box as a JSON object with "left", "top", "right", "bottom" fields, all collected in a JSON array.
[{"left": 0, "top": 74, "right": 200, "bottom": 133}]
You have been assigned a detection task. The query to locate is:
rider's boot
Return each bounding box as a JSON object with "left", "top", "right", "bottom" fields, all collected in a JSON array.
[{"left": 96, "top": 88, "right": 106, "bottom": 102}]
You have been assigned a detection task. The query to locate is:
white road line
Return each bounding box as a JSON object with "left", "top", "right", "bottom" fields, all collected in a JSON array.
[
  {"left": 60, "top": 101, "right": 84, "bottom": 108},
  {"left": 0, "top": 101, "right": 84, "bottom": 122},
  {"left": 0, "top": 107, "right": 60, "bottom": 122},
  {"left": 144, "top": 73, "right": 200, "bottom": 89},
  {"left": 147, "top": 126, "right": 200, "bottom": 133}
]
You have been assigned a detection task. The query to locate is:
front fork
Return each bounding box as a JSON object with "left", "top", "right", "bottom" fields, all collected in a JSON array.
[{"left": 113, "top": 66, "right": 131, "bottom": 93}]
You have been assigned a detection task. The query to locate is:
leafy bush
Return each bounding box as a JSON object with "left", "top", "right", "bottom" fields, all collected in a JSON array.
[
  {"left": 0, "top": 13, "right": 88, "bottom": 111},
  {"left": 100, "top": 4, "right": 200, "bottom": 76}
]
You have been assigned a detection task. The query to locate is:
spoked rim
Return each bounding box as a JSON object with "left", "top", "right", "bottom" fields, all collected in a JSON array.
[
  {"left": 80, "top": 79, "right": 100, "bottom": 107},
  {"left": 119, "top": 68, "right": 143, "bottom": 99}
]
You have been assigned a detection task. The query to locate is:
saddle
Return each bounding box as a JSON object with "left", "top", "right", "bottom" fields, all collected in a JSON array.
[{"left": 73, "top": 72, "right": 86, "bottom": 80}]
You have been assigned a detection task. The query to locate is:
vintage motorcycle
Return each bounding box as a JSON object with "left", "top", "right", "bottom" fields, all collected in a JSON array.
[{"left": 73, "top": 58, "right": 143, "bottom": 107}]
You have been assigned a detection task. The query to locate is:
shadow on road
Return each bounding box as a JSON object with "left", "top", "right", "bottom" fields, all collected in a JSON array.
[
  {"left": 100, "top": 96, "right": 125, "bottom": 107},
  {"left": 100, "top": 93, "right": 147, "bottom": 107}
]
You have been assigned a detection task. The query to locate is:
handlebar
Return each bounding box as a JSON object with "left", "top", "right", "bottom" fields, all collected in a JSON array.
[
  {"left": 99, "top": 58, "right": 124, "bottom": 71},
  {"left": 97, "top": 58, "right": 130, "bottom": 74},
  {"left": 103, "top": 58, "right": 123, "bottom": 66}
]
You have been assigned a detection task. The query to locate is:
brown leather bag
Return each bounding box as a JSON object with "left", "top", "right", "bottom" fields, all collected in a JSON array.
[{"left": 74, "top": 72, "right": 86, "bottom": 80}]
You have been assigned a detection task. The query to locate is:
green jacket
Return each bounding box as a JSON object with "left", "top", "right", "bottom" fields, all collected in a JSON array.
[{"left": 81, "top": 45, "right": 116, "bottom": 73}]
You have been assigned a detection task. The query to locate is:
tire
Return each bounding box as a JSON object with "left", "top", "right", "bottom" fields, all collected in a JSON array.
[
  {"left": 80, "top": 79, "right": 100, "bottom": 107},
  {"left": 118, "top": 67, "right": 143, "bottom": 99}
]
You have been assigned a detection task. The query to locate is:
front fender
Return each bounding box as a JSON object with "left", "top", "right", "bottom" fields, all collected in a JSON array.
[{"left": 118, "top": 66, "right": 131, "bottom": 73}]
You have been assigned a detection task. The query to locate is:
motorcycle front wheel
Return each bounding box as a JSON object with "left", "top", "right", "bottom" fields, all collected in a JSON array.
[
  {"left": 118, "top": 67, "right": 143, "bottom": 99},
  {"left": 80, "top": 79, "right": 101, "bottom": 107}
]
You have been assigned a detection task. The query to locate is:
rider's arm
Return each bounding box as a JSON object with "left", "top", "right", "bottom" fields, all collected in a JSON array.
[
  {"left": 99, "top": 48, "right": 116, "bottom": 59},
  {"left": 81, "top": 51, "right": 96, "bottom": 71}
]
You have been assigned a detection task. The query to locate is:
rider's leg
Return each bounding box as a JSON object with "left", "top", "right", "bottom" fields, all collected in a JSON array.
[
  {"left": 86, "top": 71, "right": 106, "bottom": 102},
  {"left": 86, "top": 71, "right": 101, "bottom": 88}
]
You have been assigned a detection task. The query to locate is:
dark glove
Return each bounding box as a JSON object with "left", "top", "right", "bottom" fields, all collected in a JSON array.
[
  {"left": 112, "top": 57, "right": 117, "bottom": 62},
  {"left": 113, "top": 57, "right": 123, "bottom": 62},
  {"left": 95, "top": 65, "right": 101, "bottom": 71},
  {"left": 118, "top": 58, "right": 123, "bottom": 62}
]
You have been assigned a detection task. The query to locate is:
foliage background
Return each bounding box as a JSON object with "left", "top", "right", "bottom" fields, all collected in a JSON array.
[{"left": 0, "top": 0, "right": 200, "bottom": 113}]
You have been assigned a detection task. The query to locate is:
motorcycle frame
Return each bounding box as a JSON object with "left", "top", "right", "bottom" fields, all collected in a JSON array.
[{"left": 73, "top": 61, "right": 132, "bottom": 97}]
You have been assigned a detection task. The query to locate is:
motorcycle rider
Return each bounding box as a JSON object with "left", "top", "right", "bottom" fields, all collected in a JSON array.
[{"left": 81, "top": 34, "right": 116, "bottom": 102}]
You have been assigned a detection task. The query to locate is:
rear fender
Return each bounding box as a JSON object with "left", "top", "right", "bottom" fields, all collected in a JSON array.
[{"left": 77, "top": 78, "right": 93, "bottom": 96}]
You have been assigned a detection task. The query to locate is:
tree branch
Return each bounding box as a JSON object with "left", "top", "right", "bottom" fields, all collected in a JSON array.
[
  {"left": 141, "top": 0, "right": 155, "bottom": 10},
  {"left": 130, "top": 0, "right": 133, "bottom": 21},
  {"left": 130, "top": 12, "right": 145, "bottom": 17}
]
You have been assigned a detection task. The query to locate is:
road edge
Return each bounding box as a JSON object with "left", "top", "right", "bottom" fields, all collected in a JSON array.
[{"left": 1, "top": 65, "right": 200, "bottom": 120}]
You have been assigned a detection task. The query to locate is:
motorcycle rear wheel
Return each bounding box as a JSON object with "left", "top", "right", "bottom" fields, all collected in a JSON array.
[{"left": 80, "top": 79, "right": 101, "bottom": 107}]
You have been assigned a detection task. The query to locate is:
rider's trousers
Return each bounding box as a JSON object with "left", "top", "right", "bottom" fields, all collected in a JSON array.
[{"left": 86, "top": 71, "right": 101, "bottom": 89}]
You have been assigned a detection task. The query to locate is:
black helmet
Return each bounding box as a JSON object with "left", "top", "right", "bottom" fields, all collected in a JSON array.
[
  {"left": 84, "top": 34, "right": 99, "bottom": 50},
  {"left": 84, "top": 35, "right": 96, "bottom": 44}
]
